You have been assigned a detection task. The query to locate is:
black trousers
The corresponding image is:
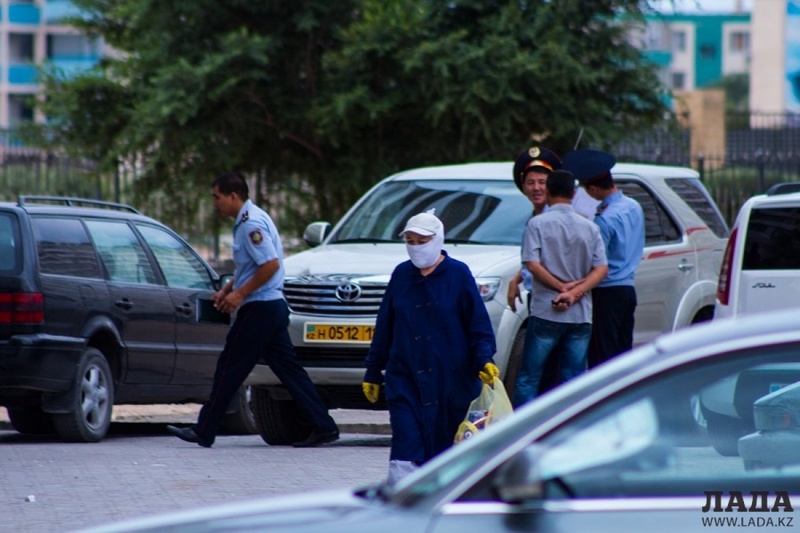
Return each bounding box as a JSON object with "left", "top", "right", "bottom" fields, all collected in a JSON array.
[
  {"left": 194, "top": 299, "right": 336, "bottom": 444},
  {"left": 588, "top": 285, "right": 637, "bottom": 369}
]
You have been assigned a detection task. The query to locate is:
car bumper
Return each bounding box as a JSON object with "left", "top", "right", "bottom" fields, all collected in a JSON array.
[
  {"left": 0, "top": 334, "right": 86, "bottom": 395},
  {"left": 738, "top": 430, "right": 800, "bottom": 470}
]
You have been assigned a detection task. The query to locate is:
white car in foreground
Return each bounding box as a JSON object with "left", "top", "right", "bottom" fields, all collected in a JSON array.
[{"left": 85, "top": 310, "right": 800, "bottom": 533}]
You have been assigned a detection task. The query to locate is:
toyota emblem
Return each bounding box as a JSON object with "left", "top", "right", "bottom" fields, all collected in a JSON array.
[{"left": 335, "top": 282, "right": 362, "bottom": 302}]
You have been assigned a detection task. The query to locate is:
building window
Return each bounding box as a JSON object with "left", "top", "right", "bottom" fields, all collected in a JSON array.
[
  {"left": 671, "top": 72, "right": 686, "bottom": 90},
  {"left": 8, "top": 95, "right": 35, "bottom": 123},
  {"left": 729, "top": 31, "right": 750, "bottom": 53},
  {"left": 671, "top": 30, "right": 686, "bottom": 52},
  {"left": 699, "top": 44, "right": 716, "bottom": 59}
]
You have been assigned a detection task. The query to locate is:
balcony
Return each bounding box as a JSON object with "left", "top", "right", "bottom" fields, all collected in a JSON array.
[
  {"left": 46, "top": 57, "right": 98, "bottom": 76},
  {"left": 8, "top": 3, "right": 41, "bottom": 25},
  {"left": 44, "top": 0, "right": 81, "bottom": 24},
  {"left": 8, "top": 64, "right": 38, "bottom": 85}
]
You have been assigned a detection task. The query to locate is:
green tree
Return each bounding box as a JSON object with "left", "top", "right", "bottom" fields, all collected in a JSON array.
[{"left": 31, "top": 0, "right": 671, "bottom": 237}]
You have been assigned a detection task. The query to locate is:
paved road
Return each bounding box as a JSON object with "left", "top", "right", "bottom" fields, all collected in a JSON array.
[{"left": 0, "top": 420, "right": 391, "bottom": 533}]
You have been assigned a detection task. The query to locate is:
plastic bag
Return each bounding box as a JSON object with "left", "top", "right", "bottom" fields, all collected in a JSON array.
[{"left": 454, "top": 378, "right": 513, "bottom": 444}]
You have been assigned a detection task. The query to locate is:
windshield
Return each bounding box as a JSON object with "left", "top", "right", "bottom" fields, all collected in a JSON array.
[{"left": 330, "top": 180, "right": 531, "bottom": 245}]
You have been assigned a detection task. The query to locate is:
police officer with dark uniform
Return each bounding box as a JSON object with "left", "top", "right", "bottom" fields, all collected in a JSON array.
[
  {"left": 167, "top": 172, "right": 339, "bottom": 448},
  {"left": 562, "top": 149, "right": 645, "bottom": 367},
  {"left": 508, "top": 146, "right": 564, "bottom": 395}
]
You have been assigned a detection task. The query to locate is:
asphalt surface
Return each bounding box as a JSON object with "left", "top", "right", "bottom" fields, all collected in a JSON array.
[{"left": 0, "top": 406, "right": 392, "bottom": 533}]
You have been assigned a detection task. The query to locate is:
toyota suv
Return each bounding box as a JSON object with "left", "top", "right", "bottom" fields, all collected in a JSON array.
[
  {"left": 0, "top": 196, "right": 254, "bottom": 442},
  {"left": 246, "top": 161, "right": 730, "bottom": 445}
]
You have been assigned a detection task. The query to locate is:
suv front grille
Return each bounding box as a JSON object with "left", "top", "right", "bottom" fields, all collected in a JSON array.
[
  {"left": 294, "top": 346, "right": 369, "bottom": 368},
  {"left": 284, "top": 275, "right": 386, "bottom": 316}
]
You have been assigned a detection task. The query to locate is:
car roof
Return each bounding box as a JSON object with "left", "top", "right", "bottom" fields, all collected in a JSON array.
[
  {"left": 742, "top": 190, "right": 800, "bottom": 208},
  {"left": 385, "top": 161, "right": 699, "bottom": 181},
  {"left": 0, "top": 199, "right": 163, "bottom": 226}
]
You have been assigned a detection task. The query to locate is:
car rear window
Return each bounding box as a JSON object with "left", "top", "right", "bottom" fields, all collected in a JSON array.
[
  {"left": 742, "top": 207, "right": 800, "bottom": 270},
  {"left": 31, "top": 217, "right": 103, "bottom": 278},
  {"left": 0, "top": 212, "right": 21, "bottom": 274},
  {"left": 665, "top": 178, "right": 729, "bottom": 238}
]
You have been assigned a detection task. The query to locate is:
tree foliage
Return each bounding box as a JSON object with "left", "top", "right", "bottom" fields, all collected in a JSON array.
[{"left": 31, "top": 0, "right": 670, "bottom": 237}]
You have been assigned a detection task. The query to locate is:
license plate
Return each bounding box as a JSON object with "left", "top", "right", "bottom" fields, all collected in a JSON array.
[{"left": 304, "top": 323, "right": 375, "bottom": 343}]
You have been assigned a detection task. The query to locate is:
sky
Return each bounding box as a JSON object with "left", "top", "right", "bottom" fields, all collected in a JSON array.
[{"left": 653, "top": 0, "right": 753, "bottom": 12}]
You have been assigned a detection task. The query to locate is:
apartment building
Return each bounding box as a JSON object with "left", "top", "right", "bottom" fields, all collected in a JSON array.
[
  {"left": 0, "top": 0, "right": 104, "bottom": 128},
  {"left": 635, "top": 12, "right": 751, "bottom": 92}
]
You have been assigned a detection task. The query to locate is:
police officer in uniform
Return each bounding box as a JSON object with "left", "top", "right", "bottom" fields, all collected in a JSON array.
[
  {"left": 167, "top": 172, "right": 339, "bottom": 448},
  {"left": 562, "top": 149, "right": 645, "bottom": 367},
  {"left": 507, "top": 146, "right": 564, "bottom": 396}
]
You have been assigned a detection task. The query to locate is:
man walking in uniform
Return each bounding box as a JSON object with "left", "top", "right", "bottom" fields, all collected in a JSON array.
[
  {"left": 167, "top": 172, "right": 339, "bottom": 448},
  {"left": 563, "top": 149, "right": 645, "bottom": 368}
]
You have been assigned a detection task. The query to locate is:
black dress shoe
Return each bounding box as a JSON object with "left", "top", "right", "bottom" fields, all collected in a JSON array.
[
  {"left": 292, "top": 429, "right": 340, "bottom": 448},
  {"left": 166, "top": 425, "right": 213, "bottom": 448}
]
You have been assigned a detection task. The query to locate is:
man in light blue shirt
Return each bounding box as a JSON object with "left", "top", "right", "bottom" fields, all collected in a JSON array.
[
  {"left": 563, "top": 149, "right": 645, "bottom": 367},
  {"left": 167, "top": 172, "right": 338, "bottom": 448}
]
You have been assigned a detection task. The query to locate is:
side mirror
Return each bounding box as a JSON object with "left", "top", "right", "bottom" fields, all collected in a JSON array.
[
  {"left": 303, "top": 222, "right": 331, "bottom": 248},
  {"left": 215, "top": 274, "right": 234, "bottom": 291},
  {"left": 493, "top": 445, "right": 547, "bottom": 504}
]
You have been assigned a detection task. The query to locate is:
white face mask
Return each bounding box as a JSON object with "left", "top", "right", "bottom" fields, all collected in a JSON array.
[{"left": 406, "top": 234, "right": 443, "bottom": 269}]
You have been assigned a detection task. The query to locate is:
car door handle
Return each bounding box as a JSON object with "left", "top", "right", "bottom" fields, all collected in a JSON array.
[
  {"left": 175, "top": 303, "right": 193, "bottom": 316},
  {"left": 678, "top": 263, "right": 694, "bottom": 272},
  {"left": 114, "top": 299, "right": 134, "bottom": 310}
]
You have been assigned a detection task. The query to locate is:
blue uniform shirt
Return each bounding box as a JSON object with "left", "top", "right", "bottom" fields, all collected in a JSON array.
[
  {"left": 231, "top": 199, "right": 285, "bottom": 303},
  {"left": 594, "top": 190, "right": 645, "bottom": 287}
]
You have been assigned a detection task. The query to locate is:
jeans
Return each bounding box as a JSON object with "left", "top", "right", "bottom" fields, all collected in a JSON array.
[{"left": 512, "top": 316, "right": 591, "bottom": 407}]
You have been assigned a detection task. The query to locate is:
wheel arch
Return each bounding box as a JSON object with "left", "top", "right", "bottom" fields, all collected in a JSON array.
[{"left": 671, "top": 280, "right": 717, "bottom": 332}]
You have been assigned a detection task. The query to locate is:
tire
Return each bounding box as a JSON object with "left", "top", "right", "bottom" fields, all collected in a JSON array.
[
  {"left": 251, "top": 386, "right": 309, "bottom": 445},
  {"left": 222, "top": 385, "right": 259, "bottom": 435},
  {"left": 502, "top": 324, "right": 526, "bottom": 401},
  {"left": 691, "top": 306, "right": 714, "bottom": 324},
  {"left": 52, "top": 348, "right": 114, "bottom": 443},
  {"left": 7, "top": 406, "right": 55, "bottom": 435},
  {"left": 702, "top": 405, "right": 749, "bottom": 457}
]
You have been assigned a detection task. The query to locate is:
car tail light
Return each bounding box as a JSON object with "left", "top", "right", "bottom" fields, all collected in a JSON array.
[
  {"left": 716, "top": 228, "right": 737, "bottom": 306},
  {"left": 0, "top": 293, "right": 45, "bottom": 324}
]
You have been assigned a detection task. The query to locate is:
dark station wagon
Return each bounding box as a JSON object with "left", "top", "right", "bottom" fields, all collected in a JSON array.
[{"left": 0, "top": 196, "right": 254, "bottom": 442}]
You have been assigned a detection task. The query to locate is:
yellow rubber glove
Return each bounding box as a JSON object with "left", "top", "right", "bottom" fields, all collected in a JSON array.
[
  {"left": 478, "top": 362, "right": 500, "bottom": 385},
  {"left": 362, "top": 382, "right": 380, "bottom": 403}
]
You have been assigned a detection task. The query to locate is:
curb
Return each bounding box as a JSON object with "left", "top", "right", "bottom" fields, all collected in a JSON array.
[{"left": 0, "top": 407, "right": 392, "bottom": 436}]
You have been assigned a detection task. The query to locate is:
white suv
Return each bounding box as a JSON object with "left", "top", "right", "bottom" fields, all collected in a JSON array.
[
  {"left": 714, "top": 183, "right": 800, "bottom": 319},
  {"left": 700, "top": 183, "right": 800, "bottom": 457},
  {"left": 247, "top": 161, "right": 729, "bottom": 444}
]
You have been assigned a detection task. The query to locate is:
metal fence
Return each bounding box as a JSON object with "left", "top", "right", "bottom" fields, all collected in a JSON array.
[
  {"left": 2, "top": 112, "right": 800, "bottom": 230},
  {"left": 615, "top": 111, "right": 800, "bottom": 225}
]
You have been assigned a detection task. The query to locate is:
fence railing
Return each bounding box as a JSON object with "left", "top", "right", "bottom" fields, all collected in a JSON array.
[
  {"left": 615, "top": 111, "right": 800, "bottom": 225},
  {"left": 2, "top": 112, "right": 800, "bottom": 231}
]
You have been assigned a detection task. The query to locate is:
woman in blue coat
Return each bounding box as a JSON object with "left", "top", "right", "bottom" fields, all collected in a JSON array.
[{"left": 363, "top": 210, "right": 498, "bottom": 484}]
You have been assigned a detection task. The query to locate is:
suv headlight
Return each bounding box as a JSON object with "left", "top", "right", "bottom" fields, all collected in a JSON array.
[{"left": 475, "top": 277, "right": 501, "bottom": 302}]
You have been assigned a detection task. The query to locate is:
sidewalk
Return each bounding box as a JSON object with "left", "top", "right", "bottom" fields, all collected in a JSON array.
[{"left": 0, "top": 404, "right": 391, "bottom": 435}]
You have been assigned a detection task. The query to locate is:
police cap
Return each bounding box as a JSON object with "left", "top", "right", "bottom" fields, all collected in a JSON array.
[
  {"left": 512, "top": 146, "right": 562, "bottom": 192},
  {"left": 562, "top": 149, "right": 616, "bottom": 184}
]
